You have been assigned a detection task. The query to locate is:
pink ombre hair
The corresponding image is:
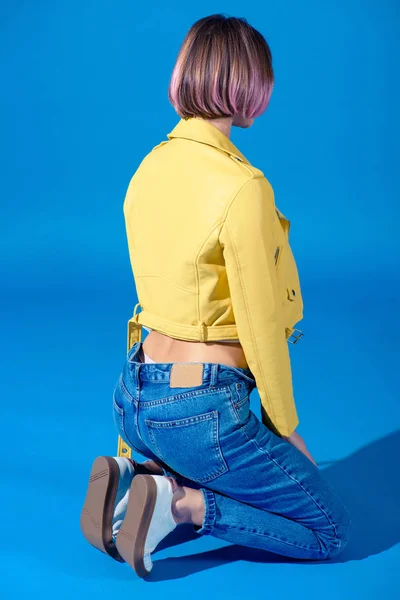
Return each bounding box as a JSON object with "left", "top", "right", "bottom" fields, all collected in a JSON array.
[{"left": 168, "top": 14, "right": 274, "bottom": 120}]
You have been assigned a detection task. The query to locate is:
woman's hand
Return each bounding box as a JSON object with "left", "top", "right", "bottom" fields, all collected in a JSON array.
[{"left": 282, "top": 430, "right": 318, "bottom": 467}]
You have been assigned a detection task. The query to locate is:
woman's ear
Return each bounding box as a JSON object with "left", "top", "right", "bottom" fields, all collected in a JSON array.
[{"left": 232, "top": 114, "right": 255, "bottom": 128}]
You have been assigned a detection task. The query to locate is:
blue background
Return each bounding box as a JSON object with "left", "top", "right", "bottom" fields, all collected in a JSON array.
[{"left": 1, "top": 1, "right": 399, "bottom": 598}]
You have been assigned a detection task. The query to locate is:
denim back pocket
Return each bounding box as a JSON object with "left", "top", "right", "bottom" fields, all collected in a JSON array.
[{"left": 145, "top": 410, "right": 229, "bottom": 484}]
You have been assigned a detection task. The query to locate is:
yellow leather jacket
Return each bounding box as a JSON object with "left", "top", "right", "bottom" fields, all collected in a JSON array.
[{"left": 123, "top": 117, "right": 304, "bottom": 437}]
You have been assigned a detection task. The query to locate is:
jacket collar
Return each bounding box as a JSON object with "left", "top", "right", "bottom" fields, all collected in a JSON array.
[{"left": 167, "top": 117, "right": 250, "bottom": 165}]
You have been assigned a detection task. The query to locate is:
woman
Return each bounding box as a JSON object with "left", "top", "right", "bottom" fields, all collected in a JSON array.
[{"left": 80, "top": 13, "right": 351, "bottom": 577}]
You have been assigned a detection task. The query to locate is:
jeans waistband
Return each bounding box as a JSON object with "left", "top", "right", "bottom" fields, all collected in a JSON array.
[{"left": 125, "top": 341, "right": 256, "bottom": 387}]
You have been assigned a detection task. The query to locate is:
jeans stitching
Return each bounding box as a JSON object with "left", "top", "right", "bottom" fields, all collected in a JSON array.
[
  {"left": 137, "top": 384, "right": 230, "bottom": 407},
  {"left": 225, "top": 383, "right": 240, "bottom": 423},
  {"left": 112, "top": 402, "right": 143, "bottom": 455},
  {"left": 241, "top": 424, "right": 340, "bottom": 546},
  {"left": 211, "top": 410, "right": 229, "bottom": 478},
  {"left": 145, "top": 411, "right": 229, "bottom": 484},
  {"left": 224, "top": 523, "right": 327, "bottom": 553},
  {"left": 147, "top": 426, "right": 163, "bottom": 462},
  {"left": 112, "top": 394, "right": 124, "bottom": 416},
  {"left": 119, "top": 375, "right": 137, "bottom": 405},
  {"left": 196, "top": 488, "right": 216, "bottom": 535},
  {"left": 235, "top": 393, "right": 251, "bottom": 409},
  {"left": 145, "top": 411, "right": 215, "bottom": 428}
]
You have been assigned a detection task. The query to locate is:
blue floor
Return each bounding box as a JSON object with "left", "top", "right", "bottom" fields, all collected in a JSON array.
[{"left": 2, "top": 266, "right": 399, "bottom": 599}]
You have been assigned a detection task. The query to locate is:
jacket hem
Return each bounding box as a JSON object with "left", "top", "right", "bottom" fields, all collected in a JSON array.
[
  {"left": 127, "top": 309, "right": 295, "bottom": 345},
  {"left": 132, "top": 309, "right": 241, "bottom": 342}
]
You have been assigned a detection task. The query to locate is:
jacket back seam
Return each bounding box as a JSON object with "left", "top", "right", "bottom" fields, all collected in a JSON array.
[
  {"left": 193, "top": 174, "right": 259, "bottom": 326},
  {"left": 192, "top": 174, "right": 266, "bottom": 331},
  {"left": 193, "top": 221, "right": 226, "bottom": 326}
]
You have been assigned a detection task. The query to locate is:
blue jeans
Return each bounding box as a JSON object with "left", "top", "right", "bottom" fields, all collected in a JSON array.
[{"left": 112, "top": 341, "right": 351, "bottom": 560}]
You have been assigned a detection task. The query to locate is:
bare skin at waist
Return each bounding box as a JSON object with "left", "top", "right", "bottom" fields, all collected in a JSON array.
[{"left": 142, "top": 329, "right": 249, "bottom": 370}]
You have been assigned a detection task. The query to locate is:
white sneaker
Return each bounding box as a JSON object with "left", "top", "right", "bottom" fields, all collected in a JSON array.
[
  {"left": 80, "top": 456, "right": 163, "bottom": 561},
  {"left": 115, "top": 474, "right": 178, "bottom": 577}
]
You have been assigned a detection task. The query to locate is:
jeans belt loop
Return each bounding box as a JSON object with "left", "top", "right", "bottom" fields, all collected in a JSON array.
[{"left": 210, "top": 363, "right": 218, "bottom": 387}]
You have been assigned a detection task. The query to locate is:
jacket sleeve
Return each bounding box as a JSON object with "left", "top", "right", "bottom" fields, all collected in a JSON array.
[{"left": 219, "top": 175, "right": 299, "bottom": 437}]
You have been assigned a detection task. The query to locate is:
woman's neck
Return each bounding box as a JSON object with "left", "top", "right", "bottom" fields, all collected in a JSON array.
[{"left": 197, "top": 116, "right": 233, "bottom": 139}]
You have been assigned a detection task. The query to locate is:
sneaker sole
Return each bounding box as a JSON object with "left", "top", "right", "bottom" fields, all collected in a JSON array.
[
  {"left": 115, "top": 474, "right": 157, "bottom": 577},
  {"left": 80, "top": 455, "right": 125, "bottom": 562}
]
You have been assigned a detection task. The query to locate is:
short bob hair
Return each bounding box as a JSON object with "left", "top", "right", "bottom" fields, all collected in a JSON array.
[{"left": 168, "top": 14, "right": 274, "bottom": 120}]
